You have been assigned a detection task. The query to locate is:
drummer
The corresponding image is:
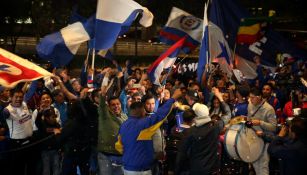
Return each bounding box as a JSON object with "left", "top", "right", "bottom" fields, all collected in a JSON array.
[{"left": 248, "top": 88, "right": 277, "bottom": 175}]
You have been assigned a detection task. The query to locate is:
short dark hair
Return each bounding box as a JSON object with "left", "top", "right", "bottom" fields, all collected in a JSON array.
[
  {"left": 108, "top": 96, "right": 120, "bottom": 104},
  {"left": 236, "top": 85, "right": 250, "bottom": 98},
  {"left": 250, "top": 87, "right": 262, "bottom": 97},
  {"left": 182, "top": 109, "right": 195, "bottom": 123},
  {"left": 43, "top": 107, "right": 56, "bottom": 118},
  {"left": 130, "top": 101, "right": 144, "bottom": 111},
  {"left": 134, "top": 68, "right": 141, "bottom": 73},
  {"left": 166, "top": 80, "right": 174, "bottom": 86},
  {"left": 132, "top": 92, "right": 142, "bottom": 98},
  {"left": 52, "top": 89, "right": 63, "bottom": 97},
  {"left": 10, "top": 88, "right": 24, "bottom": 97},
  {"left": 291, "top": 117, "right": 307, "bottom": 139},
  {"left": 188, "top": 82, "right": 200, "bottom": 89},
  {"left": 263, "top": 83, "right": 274, "bottom": 91},
  {"left": 40, "top": 91, "right": 52, "bottom": 99},
  {"left": 91, "top": 88, "right": 101, "bottom": 100},
  {"left": 141, "top": 93, "right": 155, "bottom": 103}
]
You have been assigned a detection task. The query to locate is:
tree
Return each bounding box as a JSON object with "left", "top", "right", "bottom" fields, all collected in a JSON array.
[{"left": 0, "top": 0, "right": 31, "bottom": 51}]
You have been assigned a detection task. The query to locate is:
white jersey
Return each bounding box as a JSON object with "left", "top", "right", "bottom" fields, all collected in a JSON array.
[{"left": 5, "top": 102, "right": 33, "bottom": 139}]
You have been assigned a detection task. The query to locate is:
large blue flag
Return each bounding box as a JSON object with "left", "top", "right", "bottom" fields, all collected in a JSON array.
[
  {"left": 94, "top": 0, "right": 153, "bottom": 50},
  {"left": 36, "top": 16, "right": 94, "bottom": 67},
  {"left": 197, "top": 3, "right": 209, "bottom": 84},
  {"left": 209, "top": 0, "right": 307, "bottom": 79}
]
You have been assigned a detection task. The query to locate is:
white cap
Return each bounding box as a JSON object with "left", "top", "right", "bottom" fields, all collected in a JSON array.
[{"left": 192, "top": 103, "right": 211, "bottom": 126}]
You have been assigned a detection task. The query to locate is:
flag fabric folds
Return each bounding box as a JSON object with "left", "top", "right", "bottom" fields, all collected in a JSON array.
[
  {"left": 97, "top": 49, "right": 113, "bottom": 60},
  {"left": 148, "top": 36, "right": 186, "bottom": 86},
  {"left": 88, "top": 39, "right": 113, "bottom": 60},
  {"left": 0, "top": 48, "right": 52, "bottom": 88},
  {"left": 36, "top": 16, "right": 94, "bottom": 67},
  {"left": 160, "top": 7, "right": 203, "bottom": 53},
  {"left": 94, "top": 0, "right": 153, "bottom": 50},
  {"left": 197, "top": 3, "right": 209, "bottom": 84},
  {"left": 36, "top": 0, "right": 153, "bottom": 66},
  {"left": 209, "top": 0, "right": 307, "bottom": 79}
]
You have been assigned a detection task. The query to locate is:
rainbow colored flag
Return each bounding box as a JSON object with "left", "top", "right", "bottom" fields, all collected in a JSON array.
[{"left": 237, "top": 19, "right": 261, "bottom": 44}]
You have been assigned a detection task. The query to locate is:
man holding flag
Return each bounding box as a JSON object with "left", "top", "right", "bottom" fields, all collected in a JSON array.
[{"left": 0, "top": 48, "right": 53, "bottom": 175}]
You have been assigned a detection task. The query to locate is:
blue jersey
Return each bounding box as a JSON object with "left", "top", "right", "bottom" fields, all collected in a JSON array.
[
  {"left": 233, "top": 102, "right": 248, "bottom": 117},
  {"left": 115, "top": 98, "right": 175, "bottom": 171}
]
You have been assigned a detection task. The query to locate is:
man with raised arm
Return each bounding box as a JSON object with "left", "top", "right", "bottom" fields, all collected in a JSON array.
[{"left": 115, "top": 89, "right": 182, "bottom": 175}]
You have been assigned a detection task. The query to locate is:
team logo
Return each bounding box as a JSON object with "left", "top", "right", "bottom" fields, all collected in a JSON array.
[
  {"left": 179, "top": 15, "right": 201, "bottom": 31},
  {"left": 0, "top": 63, "right": 22, "bottom": 75}
]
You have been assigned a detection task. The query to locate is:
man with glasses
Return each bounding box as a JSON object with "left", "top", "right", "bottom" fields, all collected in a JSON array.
[{"left": 248, "top": 88, "right": 277, "bottom": 175}]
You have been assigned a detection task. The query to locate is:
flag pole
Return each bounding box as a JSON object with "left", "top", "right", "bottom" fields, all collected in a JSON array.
[
  {"left": 174, "top": 54, "right": 189, "bottom": 68},
  {"left": 232, "top": 42, "right": 237, "bottom": 68},
  {"left": 84, "top": 48, "right": 90, "bottom": 72},
  {"left": 206, "top": 2, "right": 210, "bottom": 74},
  {"left": 161, "top": 53, "right": 190, "bottom": 86},
  {"left": 91, "top": 48, "right": 95, "bottom": 82}
]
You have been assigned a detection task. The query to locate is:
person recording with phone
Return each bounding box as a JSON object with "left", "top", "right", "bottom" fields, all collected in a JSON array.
[{"left": 268, "top": 114, "right": 307, "bottom": 175}]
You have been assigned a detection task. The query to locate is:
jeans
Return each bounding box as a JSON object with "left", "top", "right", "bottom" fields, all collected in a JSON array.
[
  {"left": 252, "top": 143, "right": 270, "bottom": 175},
  {"left": 62, "top": 149, "right": 91, "bottom": 175},
  {"left": 123, "top": 169, "right": 152, "bottom": 175},
  {"left": 89, "top": 149, "right": 98, "bottom": 174},
  {"left": 97, "top": 152, "right": 123, "bottom": 175},
  {"left": 41, "top": 150, "right": 61, "bottom": 175}
]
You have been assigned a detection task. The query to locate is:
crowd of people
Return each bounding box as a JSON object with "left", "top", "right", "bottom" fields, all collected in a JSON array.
[{"left": 0, "top": 57, "right": 306, "bottom": 175}]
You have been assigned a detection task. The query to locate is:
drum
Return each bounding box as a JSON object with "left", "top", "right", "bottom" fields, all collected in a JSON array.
[{"left": 224, "top": 123, "right": 264, "bottom": 163}]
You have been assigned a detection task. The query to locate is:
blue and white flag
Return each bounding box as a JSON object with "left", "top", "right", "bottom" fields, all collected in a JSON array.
[
  {"left": 160, "top": 7, "right": 203, "bottom": 53},
  {"left": 94, "top": 0, "right": 153, "bottom": 50},
  {"left": 208, "top": 22, "right": 233, "bottom": 77},
  {"left": 148, "top": 36, "right": 186, "bottom": 86},
  {"left": 36, "top": 16, "right": 94, "bottom": 67},
  {"left": 197, "top": 3, "right": 209, "bottom": 85}
]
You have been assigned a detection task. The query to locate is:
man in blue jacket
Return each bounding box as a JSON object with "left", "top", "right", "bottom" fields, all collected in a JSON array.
[{"left": 115, "top": 89, "right": 182, "bottom": 174}]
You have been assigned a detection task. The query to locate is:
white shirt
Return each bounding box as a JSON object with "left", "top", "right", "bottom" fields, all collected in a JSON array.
[{"left": 5, "top": 102, "right": 33, "bottom": 139}]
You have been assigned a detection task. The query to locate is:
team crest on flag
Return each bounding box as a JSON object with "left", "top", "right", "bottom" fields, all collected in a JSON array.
[
  {"left": 0, "top": 48, "right": 52, "bottom": 88},
  {"left": 179, "top": 16, "right": 202, "bottom": 31},
  {"left": 160, "top": 7, "right": 203, "bottom": 53}
]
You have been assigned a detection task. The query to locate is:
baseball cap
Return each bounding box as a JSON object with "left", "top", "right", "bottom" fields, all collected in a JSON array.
[{"left": 186, "top": 90, "right": 199, "bottom": 101}]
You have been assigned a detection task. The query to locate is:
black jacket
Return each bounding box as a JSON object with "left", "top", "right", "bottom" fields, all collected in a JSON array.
[
  {"left": 268, "top": 136, "right": 307, "bottom": 175},
  {"left": 175, "top": 121, "right": 222, "bottom": 175},
  {"left": 35, "top": 108, "right": 61, "bottom": 150},
  {"left": 58, "top": 97, "right": 98, "bottom": 153}
]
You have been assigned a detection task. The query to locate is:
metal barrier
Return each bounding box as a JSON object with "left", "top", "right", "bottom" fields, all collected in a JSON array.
[{"left": 13, "top": 37, "right": 199, "bottom": 57}]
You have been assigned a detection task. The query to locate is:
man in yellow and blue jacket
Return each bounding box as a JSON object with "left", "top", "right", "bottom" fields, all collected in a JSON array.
[{"left": 115, "top": 89, "right": 182, "bottom": 174}]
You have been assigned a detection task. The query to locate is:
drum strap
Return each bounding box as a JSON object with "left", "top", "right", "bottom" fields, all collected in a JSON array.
[{"left": 250, "top": 100, "right": 266, "bottom": 118}]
